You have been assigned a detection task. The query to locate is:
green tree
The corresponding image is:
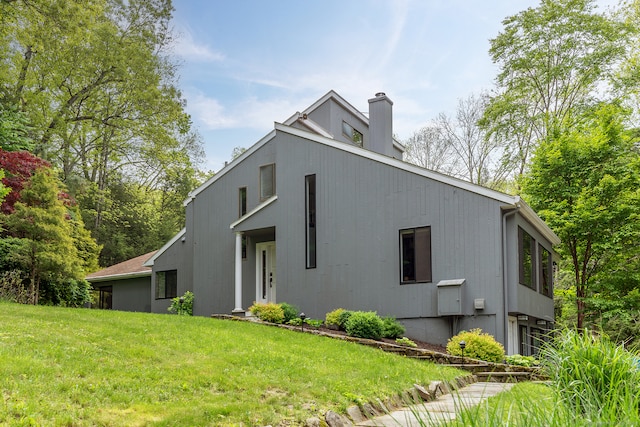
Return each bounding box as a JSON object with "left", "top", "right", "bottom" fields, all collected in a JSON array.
[
  {"left": 521, "top": 103, "right": 640, "bottom": 330},
  {"left": 484, "top": 0, "right": 633, "bottom": 182},
  {"left": 0, "top": 0, "right": 204, "bottom": 265},
  {"left": 1, "top": 168, "right": 98, "bottom": 305}
]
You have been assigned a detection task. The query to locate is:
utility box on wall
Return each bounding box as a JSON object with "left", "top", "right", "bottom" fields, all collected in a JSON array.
[{"left": 437, "top": 278, "right": 465, "bottom": 316}]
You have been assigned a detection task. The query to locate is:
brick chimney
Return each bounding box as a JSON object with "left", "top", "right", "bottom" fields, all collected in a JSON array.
[{"left": 367, "top": 92, "right": 393, "bottom": 157}]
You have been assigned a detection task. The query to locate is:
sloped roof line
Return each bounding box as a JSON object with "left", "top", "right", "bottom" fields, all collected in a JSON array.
[
  {"left": 230, "top": 195, "right": 278, "bottom": 230},
  {"left": 86, "top": 250, "right": 157, "bottom": 282},
  {"left": 184, "top": 130, "right": 277, "bottom": 206},
  {"left": 142, "top": 228, "right": 186, "bottom": 267},
  {"left": 274, "top": 123, "right": 560, "bottom": 246}
]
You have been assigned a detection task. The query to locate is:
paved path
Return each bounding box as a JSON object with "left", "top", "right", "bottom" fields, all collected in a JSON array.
[{"left": 356, "top": 382, "right": 514, "bottom": 426}]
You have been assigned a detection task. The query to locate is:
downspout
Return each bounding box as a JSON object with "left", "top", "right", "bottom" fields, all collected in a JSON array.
[{"left": 502, "top": 205, "right": 520, "bottom": 354}]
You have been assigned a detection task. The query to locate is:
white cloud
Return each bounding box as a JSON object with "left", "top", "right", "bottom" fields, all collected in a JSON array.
[
  {"left": 173, "top": 29, "right": 225, "bottom": 62},
  {"left": 188, "top": 94, "right": 237, "bottom": 129}
]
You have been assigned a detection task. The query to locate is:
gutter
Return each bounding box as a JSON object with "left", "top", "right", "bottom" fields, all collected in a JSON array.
[{"left": 502, "top": 206, "right": 520, "bottom": 354}]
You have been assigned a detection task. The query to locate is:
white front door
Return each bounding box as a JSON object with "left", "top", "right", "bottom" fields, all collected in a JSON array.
[{"left": 255, "top": 242, "right": 276, "bottom": 304}]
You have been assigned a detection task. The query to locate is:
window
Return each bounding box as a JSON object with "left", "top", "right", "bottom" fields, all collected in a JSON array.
[
  {"left": 156, "top": 270, "right": 177, "bottom": 299},
  {"left": 98, "top": 286, "right": 112, "bottom": 309},
  {"left": 239, "top": 187, "right": 247, "bottom": 217},
  {"left": 342, "top": 121, "right": 363, "bottom": 147},
  {"left": 518, "top": 227, "right": 536, "bottom": 289},
  {"left": 260, "top": 164, "right": 275, "bottom": 200},
  {"left": 400, "top": 227, "right": 432, "bottom": 284},
  {"left": 539, "top": 244, "right": 552, "bottom": 297},
  {"left": 305, "top": 174, "right": 316, "bottom": 269}
]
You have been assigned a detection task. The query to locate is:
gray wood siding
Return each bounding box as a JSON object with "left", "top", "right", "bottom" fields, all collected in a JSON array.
[
  {"left": 506, "top": 215, "right": 555, "bottom": 320},
  {"left": 182, "top": 127, "right": 553, "bottom": 344},
  {"left": 271, "top": 132, "right": 506, "bottom": 325},
  {"left": 111, "top": 277, "right": 151, "bottom": 312}
]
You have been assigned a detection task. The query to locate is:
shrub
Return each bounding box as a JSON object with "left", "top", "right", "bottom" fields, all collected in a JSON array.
[
  {"left": 279, "top": 302, "right": 299, "bottom": 323},
  {"left": 168, "top": 291, "right": 194, "bottom": 315},
  {"left": 381, "top": 316, "right": 405, "bottom": 339},
  {"left": 395, "top": 337, "right": 417, "bottom": 348},
  {"left": 505, "top": 354, "right": 538, "bottom": 367},
  {"left": 446, "top": 328, "right": 505, "bottom": 363},
  {"left": 325, "top": 308, "right": 346, "bottom": 328},
  {"left": 345, "top": 311, "right": 384, "bottom": 340},
  {"left": 337, "top": 310, "right": 353, "bottom": 331},
  {"left": 249, "top": 302, "right": 284, "bottom": 324}
]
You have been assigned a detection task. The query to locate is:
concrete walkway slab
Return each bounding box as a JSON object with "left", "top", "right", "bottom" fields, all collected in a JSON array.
[{"left": 356, "top": 382, "right": 514, "bottom": 426}]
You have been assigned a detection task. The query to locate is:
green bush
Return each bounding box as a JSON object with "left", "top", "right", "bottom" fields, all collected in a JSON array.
[
  {"left": 505, "top": 354, "right": 538, "bottom": 367},
  {"left": 168, "top": 291, "right": 194, "bottom": 315},
  {"left": 337, "top": 310, "right": 353, "bottom": 331},
  {"left": 395, "top": 337, "right": 417, "bottom": 348},
  {"left": 279, "top": 302, "right": 299, "bottom": 323},
  {"left": 249, "top": 302, "right": 284, "bottom": 324},
  {"left": 381, "top": 316, "right": 405, "bottom": 339},
  {"left": 446, "top": 328, "right": 505, "bottom": 363},
  {"left": 325, "top": 308, "right": 346, "bottom": 328},
  {"left": 345, "top": 311, "right": 384, "bottom": 340}
]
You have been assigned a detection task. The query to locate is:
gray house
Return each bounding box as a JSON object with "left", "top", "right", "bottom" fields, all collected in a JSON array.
[
  {"left": 136, "top": 91, "right": 557, "bottom": 355},
  {"left": 86, "top": 251, "right": 156, "bottom": 312}
]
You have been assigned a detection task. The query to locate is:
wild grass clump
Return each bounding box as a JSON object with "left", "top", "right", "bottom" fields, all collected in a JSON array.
[
  {"left": 426, "top": 329, "right": 640, "bottom": 427},
  {"left": 541, "top": 329, "right": 640, "bottom": 425}
]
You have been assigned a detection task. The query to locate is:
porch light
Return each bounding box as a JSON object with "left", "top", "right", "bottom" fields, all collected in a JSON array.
[
  {"left": 300, "top": 312, "right": 306, "bottom": 332},
  {"left": 517, "top": 315, "right": 529, "bottom": 321},
  {"left": 536, "top": 319, "right": 547, "bottom": 326}
]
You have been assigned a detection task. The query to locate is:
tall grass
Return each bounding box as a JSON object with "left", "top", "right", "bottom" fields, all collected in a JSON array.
[{"left": 415, "top": 329, "right": 640, "bottom": 426}]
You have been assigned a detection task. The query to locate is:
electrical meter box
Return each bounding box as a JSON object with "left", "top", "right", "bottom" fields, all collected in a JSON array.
[{"left": 437, "top": 278, "right": 465, "bottom": 316}]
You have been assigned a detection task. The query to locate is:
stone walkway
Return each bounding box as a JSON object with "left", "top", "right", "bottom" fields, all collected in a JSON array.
[{"left": 355, "top": 382, "right": 514, "bottom": 426}]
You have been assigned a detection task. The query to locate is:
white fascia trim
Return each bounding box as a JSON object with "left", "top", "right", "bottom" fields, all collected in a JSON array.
[
  {"left": 230, "top": 195, "right": 278, "bottom": 230},
  {"left": 143, "top": 228, "right": 186, "bottom": 267},
  {"left": 274, "top": 123, "right": 516, "bottom": 204},
  {"left": 87, "top": 271, "right": 151, "bottom": 283},
  {"left": 183, "top": 130, "right": 277, "bottom": 206},
  {"left": 283, "top": 90, "right": 369, "bottom": 128},
  {"left": 509, "top": 197, "right": 561, "bottom": 246},
  {"left": 296, "top": 114, "right": 334, "bottom": 138}
]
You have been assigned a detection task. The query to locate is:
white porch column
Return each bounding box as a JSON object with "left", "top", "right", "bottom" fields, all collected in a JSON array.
[{"left": 232, "top": 231, "right": 244, "bottom": 314}]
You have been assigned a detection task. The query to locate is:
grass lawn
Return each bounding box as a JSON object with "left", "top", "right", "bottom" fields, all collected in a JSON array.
[{"left": 0, "top": 302, "right": 464, "bottom": 426}]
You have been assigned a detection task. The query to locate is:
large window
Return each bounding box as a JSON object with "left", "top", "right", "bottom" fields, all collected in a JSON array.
[
  {"left": 539, "top": 244, "right": 552, "bottom": 297},
  {"left": 239, "top": 187, "right": 247, "bottom": 217},
  {"left": 400, "top": 227, "right": 432, "bottom": 284},
  {"left": 342, "top": 121, "right": 363, "bottom": 147},
  {"left": 156, "top": 270, "right": 177, "bottom": 299},
  {"left": 518, "top": 227, "right": 536, "bottom": 289},
  {"left": 260, "top": 164, "right": 275, "bottom": 200},
  {"left": 305, "top": 174, "right": 316, "bottom": 269}
]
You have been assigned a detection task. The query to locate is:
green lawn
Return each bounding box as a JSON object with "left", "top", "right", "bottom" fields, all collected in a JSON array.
[{"left": 0, "top": 302, "right": 463, "bottom": 426}]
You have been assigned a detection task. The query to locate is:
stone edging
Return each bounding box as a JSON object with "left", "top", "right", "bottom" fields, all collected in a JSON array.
[{"left": 316, "top": 374, "right": 477, "bottom": 427}]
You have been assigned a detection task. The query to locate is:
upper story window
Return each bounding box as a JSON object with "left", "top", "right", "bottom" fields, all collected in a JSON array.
[
  {"left": 400, "top": 226, "right": 432, "bottom": 284},
  {"left": 239, "top": 187, "right": 247, "bottom": 217},
  {"left": 156, "top": 270, "right": 177, "bottom": 299},
  {"left": 260, "top": 164, "right": 275, "bottom": 200},
  {"left": 539, "top": 244, "right": 552, "bottom": 297},
  {"left": 342, "top": 121, "right": 363, "bottom": 147},
  {"left": 518, "top": 227, "right": 536, "bottom": 289},
  {"left": 305, "top": 174, "right": 316, "bottom": 269}
]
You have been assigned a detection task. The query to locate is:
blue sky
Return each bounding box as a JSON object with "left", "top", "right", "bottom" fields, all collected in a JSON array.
[{"left": 167, "top": 1, "right": 590, "bottom": 171}]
